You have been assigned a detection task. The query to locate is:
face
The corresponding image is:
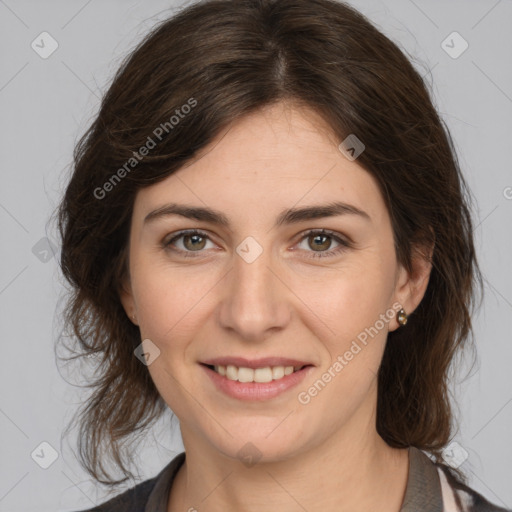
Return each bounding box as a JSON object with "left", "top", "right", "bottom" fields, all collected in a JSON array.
[{"left": 120, "top": 101, "right": 429, "bottom": 463}]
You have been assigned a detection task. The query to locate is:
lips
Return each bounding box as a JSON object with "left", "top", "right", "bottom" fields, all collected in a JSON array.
[{"left": 200, "top": 359, "right": 314, "bottom": 400}]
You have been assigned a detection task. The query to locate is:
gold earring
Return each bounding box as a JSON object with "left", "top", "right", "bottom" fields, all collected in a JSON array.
[{"left": 397, "top": 308, "right": 408, "bottom": 326}]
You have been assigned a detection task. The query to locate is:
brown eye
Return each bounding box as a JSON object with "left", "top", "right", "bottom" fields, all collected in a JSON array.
[
  {"left": 163, "top": 230, "right": 214, "bottom": 257},
  {"left": 182, "top": 233, "right": 207, "bottom": 251},
  {"left": 296, "top": 229, "right": 350, "bottom": 259},
  {"left": 307, "top": 233, "right": 333, "bottom": 252}
]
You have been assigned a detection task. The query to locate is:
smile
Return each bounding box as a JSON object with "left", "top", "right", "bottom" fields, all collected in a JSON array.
[
  {"left": 200, "top": 360, "right": 314, "bottom": 401},
  {"left": 208, "top": 364, "right": 305, "bottom": 383}
]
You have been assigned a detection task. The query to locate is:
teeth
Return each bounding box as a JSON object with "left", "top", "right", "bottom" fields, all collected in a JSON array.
[
  {"left": 238, "top": 366, "right": 254, "bottom": 383},
  {"left": 226, "top": 364, "right": 238, "bottom": 380},
  {"left": 272, "top": 366, "right": 284, "bottom": 380},
  {"left": 214, "top": 364, "right": 302, "bottom": 382}
]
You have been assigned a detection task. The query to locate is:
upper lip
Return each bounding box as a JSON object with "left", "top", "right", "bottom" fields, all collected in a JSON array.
[{"left": 201, "top": 357, "right": 313, "bottom": 369}]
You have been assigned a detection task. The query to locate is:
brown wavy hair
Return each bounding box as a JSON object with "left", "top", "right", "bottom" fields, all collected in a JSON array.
[{"left": 55, "top": 0, "right": 482, "bottom": 487}]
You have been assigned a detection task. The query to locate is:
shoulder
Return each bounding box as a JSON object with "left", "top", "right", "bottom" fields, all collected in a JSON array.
[
  {"left": 437, "top": 464, "right": 512, "bottom": 512},
  {"left": 70, "top": 475, "right": 158, "bottom": 512},
  {"left": 68, "top": 451, "right": 186, "bottom": 512}
]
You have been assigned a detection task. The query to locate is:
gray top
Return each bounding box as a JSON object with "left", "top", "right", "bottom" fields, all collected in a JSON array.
[
  {"left": 400, "top": 446, "right": 443, "bottom": 511},
  {"left": 144, "top": 447, "right": 442, "bottom": 512},
  {"left": 75, "top": 446, "right": 510, "bottom": 511}
]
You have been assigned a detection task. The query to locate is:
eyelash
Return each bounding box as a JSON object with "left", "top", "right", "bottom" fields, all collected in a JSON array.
[{"left": 162, "top": 229, "right": 351, "bottom": 259}]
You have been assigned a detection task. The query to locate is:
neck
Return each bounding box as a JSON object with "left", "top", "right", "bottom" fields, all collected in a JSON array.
[{"left": 168, "top": 415, "right": 409, "bottom": 512}]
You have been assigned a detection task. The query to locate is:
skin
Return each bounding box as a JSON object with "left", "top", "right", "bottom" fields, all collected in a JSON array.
[{"left": 120, "top": 101, "right": 433, "bottom": 512}]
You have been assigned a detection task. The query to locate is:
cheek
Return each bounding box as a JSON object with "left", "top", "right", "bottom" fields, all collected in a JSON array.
[
  {"left": 293, "top": 263, "right": 396, "bottom": 408},
  {"left": 296, "top": 256, "right": 395, "bottom": 341},
  {"left": 131, "top": 258, "right": 216, "bottom": 351},
  {"left": 295, "top": 263, "right": 394, "bottom": 422},
  {"left": 130, "top": 264, "right": 213, "bottom": 414}
]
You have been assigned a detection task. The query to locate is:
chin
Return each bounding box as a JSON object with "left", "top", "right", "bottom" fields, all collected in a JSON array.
[{"left": 202, "top": 420, "right": 309, "bottom": 466}]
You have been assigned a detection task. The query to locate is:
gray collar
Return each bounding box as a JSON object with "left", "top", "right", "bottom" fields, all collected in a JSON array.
[
  {"left": 145, "top": 451, "right": 185, "bottom": 512},
  {"left": 145, "top": 446, "right": 442, "bottom": 511},
  {"left": 400, "top": 446, "right": 443, "bottom": 512}
]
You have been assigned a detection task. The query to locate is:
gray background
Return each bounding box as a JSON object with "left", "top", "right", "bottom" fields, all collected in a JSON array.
[{"left": 0, "top": 0, "right": 511, "bottom": 511}]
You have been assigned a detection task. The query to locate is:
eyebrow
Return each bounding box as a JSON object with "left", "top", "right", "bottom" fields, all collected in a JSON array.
[{"left": 143, "top": 200, "right": 371, "bottom": 227}]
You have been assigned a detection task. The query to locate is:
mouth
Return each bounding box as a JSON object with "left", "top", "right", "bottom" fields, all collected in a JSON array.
[
  {"left": 201, "top": 363, "right": 311, "bottom": 383},
  {"left": 199, "top": 356, "right": 314, "bottom": 400},
  {"left": 199, "top": 357, "right": 315, "bottom": 400}
]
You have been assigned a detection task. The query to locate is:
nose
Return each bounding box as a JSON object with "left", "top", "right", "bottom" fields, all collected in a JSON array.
[{"left": 217, "top": 239, "right": 291, "bottom": 342}]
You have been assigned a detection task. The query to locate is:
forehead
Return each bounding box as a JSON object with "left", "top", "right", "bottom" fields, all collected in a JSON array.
[
  {"left": 133, "top": 102, "right": 386, "bottom": 225},
  {"left": 192, "top": 102, "right": 343, "bottom": 171}
]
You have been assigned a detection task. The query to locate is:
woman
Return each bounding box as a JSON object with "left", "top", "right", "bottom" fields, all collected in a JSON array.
[{"left": 57, "top": 0, "right": 510, "bottom": 510}]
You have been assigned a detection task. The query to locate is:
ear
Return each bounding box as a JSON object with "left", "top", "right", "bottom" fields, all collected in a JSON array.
[
  {"left": 118, "top": 271, "right": 138, "bottom": 326},
  {"left": 389, "top": 239, "right": 434, "bottom": 332}
]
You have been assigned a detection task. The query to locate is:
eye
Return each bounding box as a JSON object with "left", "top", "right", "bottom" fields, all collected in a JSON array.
[
  {"left": 162, "top": 229, "right": 215, "bottom": 258},
  {"left": 294, "top": 229, "right": 351, "bottom": 259},
  {"left": 162, "top": 228, "right": 351, "bottom": 259}
]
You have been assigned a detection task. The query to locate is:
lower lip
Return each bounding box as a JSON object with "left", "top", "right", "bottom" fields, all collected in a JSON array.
[{"left": 201, "top": 364, "right": 314, "bottom": 401}]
